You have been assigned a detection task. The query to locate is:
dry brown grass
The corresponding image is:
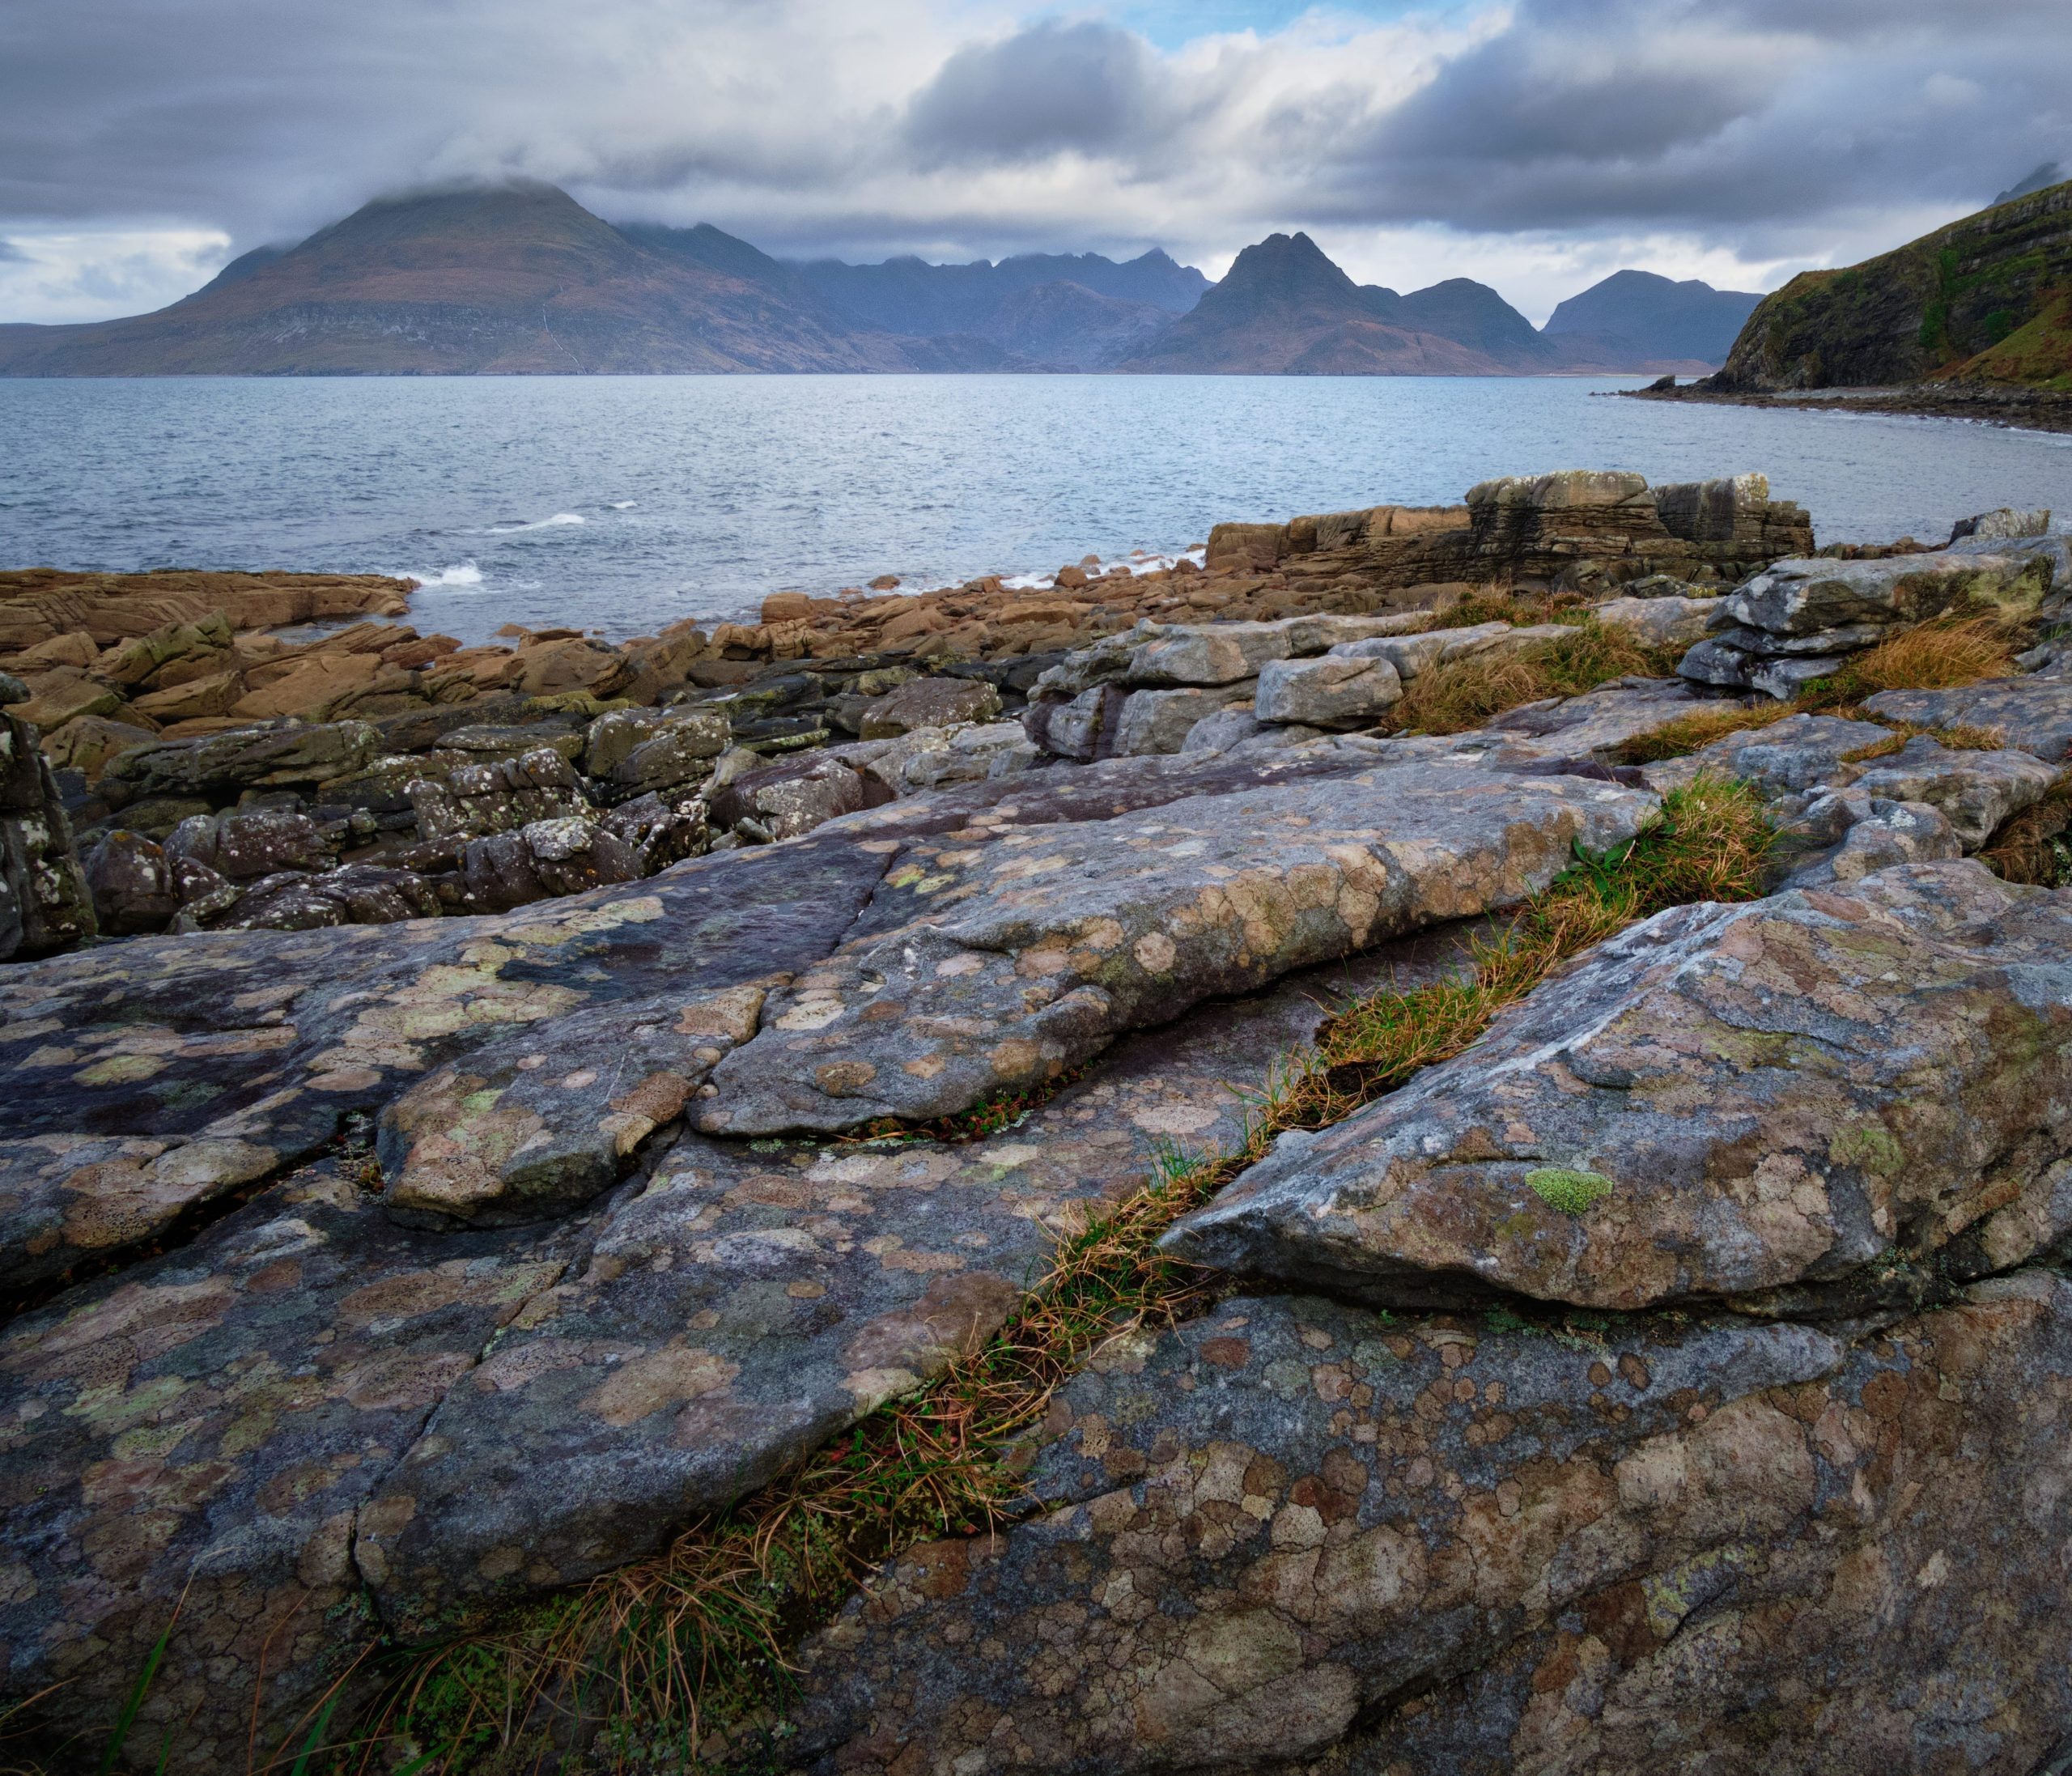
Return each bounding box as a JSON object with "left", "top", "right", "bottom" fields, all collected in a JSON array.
[
  {"left": 1391, "top": 618, "right": 1675, "bottom": 737},
  {"left": 359, "top": 779, "right": 1777, "bottom": 1773},
  {"left": 1605, "top": 700, "right": 1798, "bottom": 766},
  {"left": 1798, "top": 614, "right": 2020, "bottom": 711},
  {"left": 1978, "top": 783, "right": 2072, "bottom": 886}
]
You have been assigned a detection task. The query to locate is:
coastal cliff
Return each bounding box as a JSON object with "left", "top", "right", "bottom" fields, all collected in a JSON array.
[{"left": 1705, "top": 176, "right": 2072, "bottom": 395}]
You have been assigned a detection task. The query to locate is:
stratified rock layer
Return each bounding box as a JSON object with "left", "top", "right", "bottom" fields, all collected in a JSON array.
[{"left": 1164, "top": 862, "right": 2072, "bottom": 1313}]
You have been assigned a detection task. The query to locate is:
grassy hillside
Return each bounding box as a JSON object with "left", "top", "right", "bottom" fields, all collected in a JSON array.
[{"left": 1709, "top": 177, "right": 2072, "bottom": 393}]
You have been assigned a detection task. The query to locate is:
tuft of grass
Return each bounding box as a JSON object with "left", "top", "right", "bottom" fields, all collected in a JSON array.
[
  {"left": 1979, "top": 781, "right": 2072, "bottom": 886},
  {"left": 1800, "top": 614, "right": 2020, "bottom": 709},
  {"left": 1838, "top": 719, "right": 2010, "bottom": 763},
  {"left": 1391, "top": 618, "right": 1679, "bottom": 737},
  {"left": 360, "top": 777, "right": 1776, "bottom": 1772},
  {"left": 1606, "top": 700, "right": 1798, "bottom": 765},
  {"left": 1526, "top": 1168, "right": 1615, "bottom": 1214}
]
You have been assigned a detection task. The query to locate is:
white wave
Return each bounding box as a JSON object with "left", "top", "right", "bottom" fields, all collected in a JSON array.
[
  {"left": 486, "top": 512, "right": 588, "bottom": 534},
  {"left": 607, "top": 499, "right": 636, "bottom": 509},
  {"left": 403, "top": 560, "right": 484, "bottom": 588}
]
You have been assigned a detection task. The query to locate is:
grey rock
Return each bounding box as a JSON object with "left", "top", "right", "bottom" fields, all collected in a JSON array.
[
  {"left": 406, "top": 745, "right": 587, "bottom": 843},
  {"left": 461, "top": 815, "right": 643, "bottom": 911},
  {"left": 101, "top": 720, "right": 380, "bottom": 800},
  {"left": 1773, "top": 791, "right": 1961, "bottom": 888},
  {"left": 1586, "top": 593, "right": 1718, "bottom": 651},
  {"left": 82, "top": 830, "right": 180, "bottom": 935},
  {"left": 1255, "top": 654, "right": 1404, "bottom": 729},
  {"left": 1128, "top": 622, "right": 1297, "bottom": 686},
  {"left": 1866, "top": 675, "right": 2072, "bottom": 764},
  {"left": 696, "top": 763, "right": 1656, "bottom": 1137},
  {"left": 198, "top": 863, "right": 444, "bottom": 933},
  {"left": 1844, "top": 733, "right": 2057, "bottom": 848},
  {"left": 0, "top": 672, "right": 27, "bottom": 706},
  {"left": 1179, "top": 707, "right": 1267, "bottom": 753},
  {"left": 163, "top": 805, "right": 333, "bottom": 882},
  {"left": 1116, "top": 684, "right": 1255, "bottom": 754},
  {"left": 1164, "top": 861, "right": 2072, "bottom": 1312},
  {"left": 1643, "top": 712, "right": 1889, "bottom": 797},
  {"left": 860, "top": 676, "right": 1003, "bottom": 739},
  {"left": 1723, "top": 550, "right": 2051, "bottom": 637},
  {"left": 790, "top": 1277, "right": 2072, "bottom": 1776},
  {"left": 709, "top": 752, "right": 866, "bottom": 840},
  {"left": 1949, "top": 505, "right": 2052, "bottom": 542}
]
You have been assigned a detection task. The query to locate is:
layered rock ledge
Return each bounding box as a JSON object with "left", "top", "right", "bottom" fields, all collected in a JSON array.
[{"left": 6, "top": 476, "right": 2072, "bottom": 1774}]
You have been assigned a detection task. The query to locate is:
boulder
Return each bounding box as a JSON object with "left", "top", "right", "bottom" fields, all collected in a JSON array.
[
  {"left": 1, "top": 709, "right": 96, "bottom": 962},
  {"left": 460, "top": 815, "right": 643, "bottom": 911},
  {"left": 1950, "top": 505, "right": 2052, "bottom": 542},
  {"left": 1255, "top": 654, "right": 1403, "bottom": 729},
  {"left": 695, "top": 763, "right": 1656, "bottom": 1137},
  {"left": 1773, "top": 791, "right": 1962, "bottom": 888},
  {"left": 163, "top": 805, "right": 334, "bottom": 882},
  {"left": 1841, "top": 733, "right": 2057, "bottom": 848},
  {"left": 1679, "top": 552, "right": 2053, "bottom": 697},
  {"left": 82, "top": 829, "right": 180, "bottom": 934},
  {"left": 1587, "top": 593, "right": 1718, "bottom": 651},
  {"left": 708, "top": 753, "right": 867, "bottom": 840},
  {"left": 405, "top": 746, "right": 587, "bottom": 843},
  {"left": 1127, "top": 622, "right": 1297, "bottom": 686},
  {"left": 1165, "top": 862, "right": 2072, "bottom": 1314},
  {"left": 129, "top": 667, "right": 244, "bottom": 724},
  {"left": 1179, "top": 707, "right": 1268, "bottom": 753},
  {"left": 102, "top": 721, "right": 380, "bottom": 800},
  {"left": 790, "top": 1275, "right": 2072, "bottom": 1774},
  {"left": 189, "top": 863, "right": 444, "bottom": 933},
  {"left": 582, "top": 704, "right": 728, "bottom": 793},
  {"left": 1115, "top": 685, "right": 1255, "bottom": 754},
  {"left": 857, "top": 676, "right": 1003, "bottom": 739}
]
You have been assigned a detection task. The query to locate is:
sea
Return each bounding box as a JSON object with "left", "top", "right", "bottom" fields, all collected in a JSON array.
[{"left": 3, "top": 374, "right": 2069, "bottom": 647}]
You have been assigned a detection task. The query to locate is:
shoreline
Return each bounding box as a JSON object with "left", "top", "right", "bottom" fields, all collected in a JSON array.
[{"left": 1621, "top": 380, "right": 2072, "bottom": 436}]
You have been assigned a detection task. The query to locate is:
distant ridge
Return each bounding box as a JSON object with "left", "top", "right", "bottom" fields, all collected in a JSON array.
[
  {"left": 0, "top": 181, "right": 1758, "bottom": 377},
  {"left": 1543, "top": 270, "right": 1761, "bottom": 366}
]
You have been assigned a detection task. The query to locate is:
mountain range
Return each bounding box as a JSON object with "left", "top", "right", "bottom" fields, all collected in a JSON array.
[{"left": 0, "top": 181, "right": 1760, "bottom": 378}]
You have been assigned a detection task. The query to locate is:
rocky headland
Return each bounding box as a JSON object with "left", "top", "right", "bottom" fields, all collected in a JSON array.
[
  {"left": 1632, "top": 173, "right": 2072, "bottom": 432},
  {"left": 5, "top": 468, "right": 2072, "bottom": 1775}
]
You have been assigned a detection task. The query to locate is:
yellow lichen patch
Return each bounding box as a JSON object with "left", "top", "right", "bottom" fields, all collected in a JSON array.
[{"left": 583, "top": 1346, "right": 738, "bottom": 1429}]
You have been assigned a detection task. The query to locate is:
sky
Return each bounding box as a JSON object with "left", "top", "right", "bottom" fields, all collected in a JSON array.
[{"left": 0, "top": 0, "right": 2066, "bottom": 327}]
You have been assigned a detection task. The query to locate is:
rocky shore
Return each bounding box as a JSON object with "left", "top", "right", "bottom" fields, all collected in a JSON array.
[
  {"left": 5, "top": 469, "right": 2072, "bottom": 1775},
  {"left": 1624, "top": 378, "right": 2072, "bottom": 436}
]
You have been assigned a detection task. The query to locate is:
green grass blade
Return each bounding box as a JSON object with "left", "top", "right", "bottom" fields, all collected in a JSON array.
[
  {"left": 286, "top": 1692, "right": 342, "bottom": 1776},
  {"left": 96, "top": 1604, "right": 178, "bottom": 1776}
]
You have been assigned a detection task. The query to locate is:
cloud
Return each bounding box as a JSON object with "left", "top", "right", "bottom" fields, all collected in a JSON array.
[
  {"left": 0, "top": 240, "right": 28, "bottom": 264},
  {"left": 904, "top": 20, "right": 1166, "bottom": 165},
  {"left": 1, "top": 0, "right": 2067, "bottom": 325}
]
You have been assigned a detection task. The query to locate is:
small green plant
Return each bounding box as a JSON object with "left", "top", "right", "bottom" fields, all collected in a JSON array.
[{"left": 1526, "top": 1167, "right": 1615, "bottom": 1215}]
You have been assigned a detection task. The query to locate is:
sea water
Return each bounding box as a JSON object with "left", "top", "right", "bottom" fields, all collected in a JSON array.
[{"left": 2, "top": 373, "right": 2067, "bottom": 645}]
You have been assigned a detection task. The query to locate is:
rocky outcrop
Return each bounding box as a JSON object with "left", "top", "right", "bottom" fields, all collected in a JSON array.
[
  {"left": 791, "top": 1271, "right": 2072, "bottom": 1774},
  {"left": 15, "top": 474, "right": 2072, "bottom": 1776},
  {"left": 1678, "top": 550, "right": 2053, "bottom": 698},
  {"left": 694, "top": 760, "right": 1656, "bottom": 1137},
  {"left": 1164, "top": 863, "right": 2072, "bottom": 1315},
  {"left": 0, "top": 681, "right": 95, "bottom": 962},
  {"left": 1203, "top": 470, "right": 1811, "bottom": 598}
]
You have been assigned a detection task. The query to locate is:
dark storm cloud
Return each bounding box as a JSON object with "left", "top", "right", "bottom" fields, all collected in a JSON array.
[
  {"left": 1, "top": 0, "right": 2068, "bottom": 308},
  {"left": 1314, "top": 0, "right": 2072, "bottom": 234},
  {"left": 902, "top": 19, "right": 1166, "bottom": 165}
]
